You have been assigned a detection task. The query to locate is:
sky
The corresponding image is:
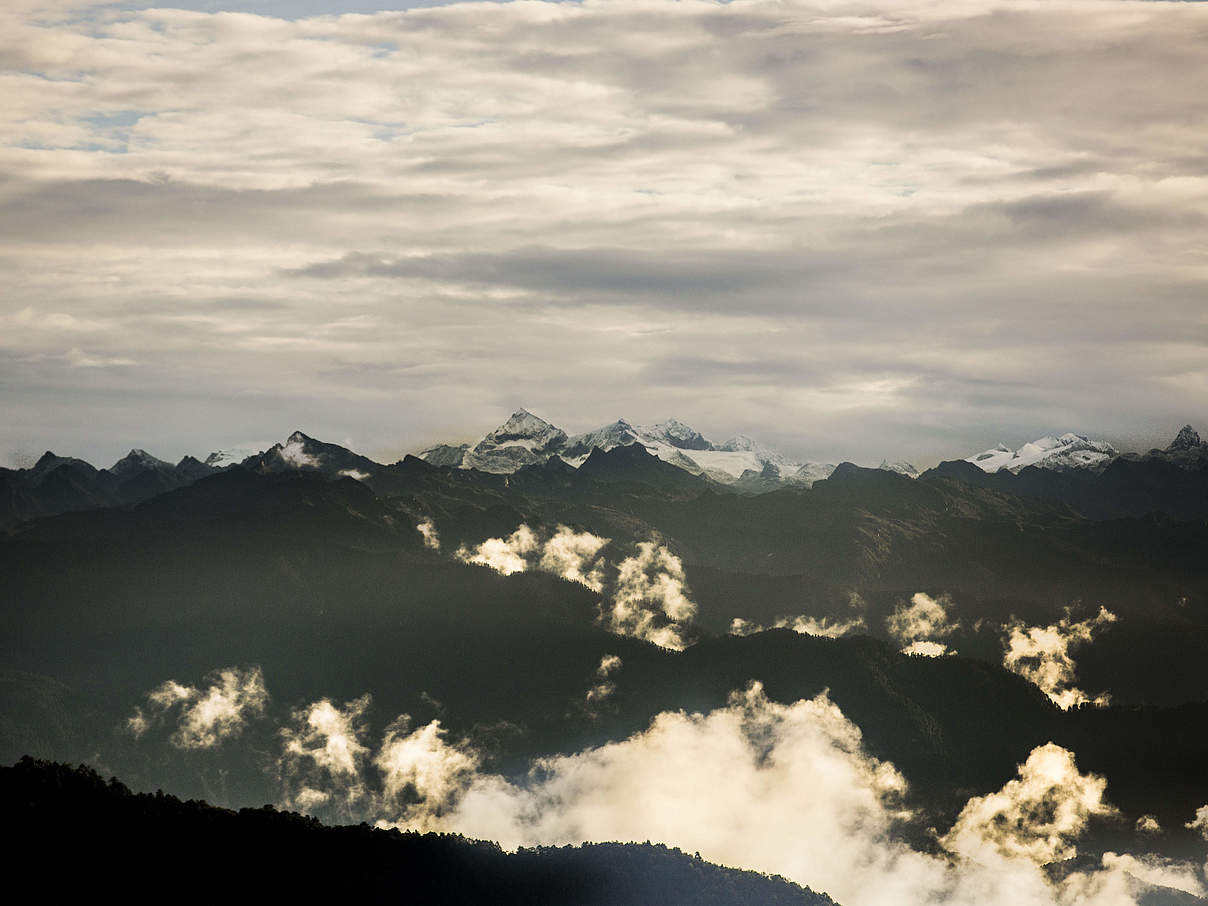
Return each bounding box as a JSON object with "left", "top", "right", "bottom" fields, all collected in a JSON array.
[{"left": 3, "top": 0, "right": 1208, "bottom": 469}]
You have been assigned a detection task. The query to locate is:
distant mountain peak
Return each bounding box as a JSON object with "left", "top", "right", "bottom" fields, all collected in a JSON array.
[
  {"left": 1171, "top": 425, "right": 1202, "bottom": 451},
  {"left": 419, "top": 409, "right": 837, "bottom": 486},
  {"left": 111, "top": 448, "right": 172, "bottom": 475},
  {"left": 966, "top": 432, "right": 1117, "bottom": 474},
  {"left": 878, "top": 459, "right": 920, "bottom": 478},
  {"left": 487, "top": 409, "right": 564, "bottom": 443}
]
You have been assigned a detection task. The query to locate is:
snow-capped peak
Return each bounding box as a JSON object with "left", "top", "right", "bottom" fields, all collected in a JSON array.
[
  {"left": 419, "top": 409, "right": 835, "bottom": 487},
  {"left": 461, "top": 410, "right": 569, "bottom": 472},
  {"left": 204, "top": 443, "right": 272, "bottom": 468},
  {"left": 484, "top": 409, "right": 565, "bottom": 445},
  {"left": 110, "top": 448, "right": 172, "bottom": 475},
  {"left": 637, "top": 418, "right": 711, "bottom": 451},
  {"left": 966, "top": 432, "right": 1117, "bottom": 473},
  {"left": 878, "top": 459, "right": 920, "bottom": 478}
]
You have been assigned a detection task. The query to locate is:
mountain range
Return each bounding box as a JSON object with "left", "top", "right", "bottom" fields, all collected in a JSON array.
[
  {"left": 3, "top": 411, "right": 1205, "bottom": 533},
  {"left": 4, "top": 412, "right": 1208, "bottom": 903},
  {"left": 420, "top": 409, "right": 838, "bottom": 488}
]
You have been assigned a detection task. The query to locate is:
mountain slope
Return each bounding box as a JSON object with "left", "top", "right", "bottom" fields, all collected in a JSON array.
[{"left": 3, "top": 757, "right": 836, "bottom": 906}]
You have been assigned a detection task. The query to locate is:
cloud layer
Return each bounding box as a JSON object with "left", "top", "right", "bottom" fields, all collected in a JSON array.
[
  {"left": 5, "top": 0, "right": 1208, "bottom": 465},
  {"left": 128, "top": 664, "right": 1208, "bottom": 905}
]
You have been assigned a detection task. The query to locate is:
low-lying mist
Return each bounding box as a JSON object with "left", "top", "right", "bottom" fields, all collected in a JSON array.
[{"left": 125, "top": 664, "right": 1207, "bottom": 906}]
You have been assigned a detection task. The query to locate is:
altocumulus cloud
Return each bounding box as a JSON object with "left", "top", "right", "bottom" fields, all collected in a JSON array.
[{"left": 4, "top": 0, "right": 1208, "bottom": 465}]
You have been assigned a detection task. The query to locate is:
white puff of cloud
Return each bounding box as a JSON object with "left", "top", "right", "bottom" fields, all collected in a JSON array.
[
  {"left": 455, "top": 524, "right": 539, "bottom": 575},
  {"left": 454, "top": 525, "right": 693, "bottom": 647},
  {"left": 1188, "top": 804, "right": 1208, "bottom": 840},
  {"left": 127, "top": 666, "right": 268, "bottom": 749},
  {"left": 1001, "top": 607, "right": 1117, "bottom": 709},
  {"left": 886, "top": 592, "right": 959, "bottom": 656},
  {"left": 941, "top": 742, "right": 1115, "bottom": 865},
  {"left": 585, "top": 653, "right": 623, "bottom": 711},
  {"left": 456, "top": 523, "right": 608, "bottom": 587},
  {"left": 279, "top": 694, "right": 373, "bottom": 818},
  {"left": 1135, "top": 815, "right": 1161, "bottom": 834},
  {"left": 416, "top": 517, "right": 441, "bottom": 550},
  {"left": 278, "top": 437, "right": 320, "bottom": 468},
  {"left": 375, "top": 717, "right": 480, "bottom": 831},
  {"left": 539, "top": 525, "right": 608, "bottom": 591},
  {"left": 606, "top": 540, "right": 696, "bottom": 650}
]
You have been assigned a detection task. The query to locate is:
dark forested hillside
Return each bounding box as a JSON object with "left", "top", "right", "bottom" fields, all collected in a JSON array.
[
  {"left": 2, "top": 757, "right": 835, "bottom": 906},
  {"left": 3, "top": 444, "right": 1208, "bottom": 873}
]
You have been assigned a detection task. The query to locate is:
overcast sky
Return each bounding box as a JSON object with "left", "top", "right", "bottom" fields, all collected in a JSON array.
[{"left": 3, "top": 0, "right": 1207, "bottom": 469}]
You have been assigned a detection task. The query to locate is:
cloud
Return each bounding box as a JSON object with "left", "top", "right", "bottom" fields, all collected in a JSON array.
[
  {"left": 132, "top": 665, "right": 1202, "bottom": 906},
  {"left": 539, "top": 525, "right": 608, "bottom": 592},
  {"left": 1135, "top": 815, "right": 1160, "bottom": 835},
  {"left": 584, "top": 653, "right": 623, "bottom": 713},
  {"left": 455, "top": 524, "right": 694, "bottom": 649},
  {"left": 606, "top": 540, "right": 696, "bottom": 650},
  {"left": 1097, "top": 852, "right": 1206, "bottom": 900},
  {"left": 127, "top": 666, "right": 268, "bottom": 749},
  {"left": 278, "top": 694, "right": 373, "bottom": 819},
  {"left": 730, "top": 614, "right": 867, "bottom": 639},
  {"left": 65, "top": 347, "right": 137, "bottom": 369},
  {"left": 456, "top": 525, "right": 540, "bottom": 576},
  {"left": 375, "top": 717, "right": 480, "bottom": 832},
  {"left": 278, "top": 435, "right": 320, "bottom": 468},
  {"left": 941, "top": 743, "right": 1115, "bottom": 865},
  {"left": 1189, "top": 805, "right": 1208, "bottom": 841},
  {"left": 415, "top": 517, "right": 440, "bottom": 550},
  {"left": 6, "top": 0, "right": 1208, "bottom": 465},
  {"left": 1001, "top": 607, "right": 1117, "bottom": 709},
  {"left": 436, "top": 683, "right": 1198, "bottom": 906},
  {"left": 886, "top": 592, "right": 959, "bottom": 657},
  {"left": 457, "top": 524, "right": 607, "bottom": 585}
]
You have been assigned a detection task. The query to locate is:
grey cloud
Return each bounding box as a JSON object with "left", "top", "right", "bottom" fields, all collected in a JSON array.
[{"left": 3, "top": 0, "right": 1208, "bottom": 466}]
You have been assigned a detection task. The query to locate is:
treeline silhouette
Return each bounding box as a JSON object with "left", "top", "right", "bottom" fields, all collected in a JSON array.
[{"left": 2, "top": 757, "right": 835, "bottom": 906}]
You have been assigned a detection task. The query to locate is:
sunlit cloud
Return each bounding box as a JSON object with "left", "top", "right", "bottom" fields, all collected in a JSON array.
[{"left": 1001, "top": 607, "right": 1117, "bottom": 709}]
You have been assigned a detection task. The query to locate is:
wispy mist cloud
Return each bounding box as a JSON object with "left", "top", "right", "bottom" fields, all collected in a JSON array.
[
  {"left": 127, "top": 664, "right": 1207, "bottom": 905},
  {"left": 887, "top": 592, "right": 959, "bottom": 657},
  {"left": 456, "top": 525, "right": 541, "bottom": 576},
  {"left": 279, "top": 694, "right": 373, "bottom": 819},
  {"left": 606, "top": 541, "right": 697, "bottom": 650},
  {"left": 415, "top": 517, "right": 440, "bottom": 550},
  {"left": 730, "top": 614, "right": 867, "bottom": 639},
  {"left": 584, "top": 653, "right": 623, "bottom": 716},
  {"left": 1001, "top": 607, "right": 1117, "bottom": 709},
  {"left": 942, "top": 743, "right": 1114, "bottom": 865},
  {"left": 127, "top": 665, "right": 268, "bottom": 749},
  {"left": 455, "top": 524, "right": 696, "bottom": 649}
]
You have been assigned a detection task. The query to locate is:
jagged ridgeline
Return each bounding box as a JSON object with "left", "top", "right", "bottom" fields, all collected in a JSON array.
[{"left": 2, "top": 413, "right": 1208, "bottom": 903}]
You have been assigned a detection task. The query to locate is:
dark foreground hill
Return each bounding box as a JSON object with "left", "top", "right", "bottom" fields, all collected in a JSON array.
[{"left": 2, "top": 757, "right": 835, "bottom": 906}]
